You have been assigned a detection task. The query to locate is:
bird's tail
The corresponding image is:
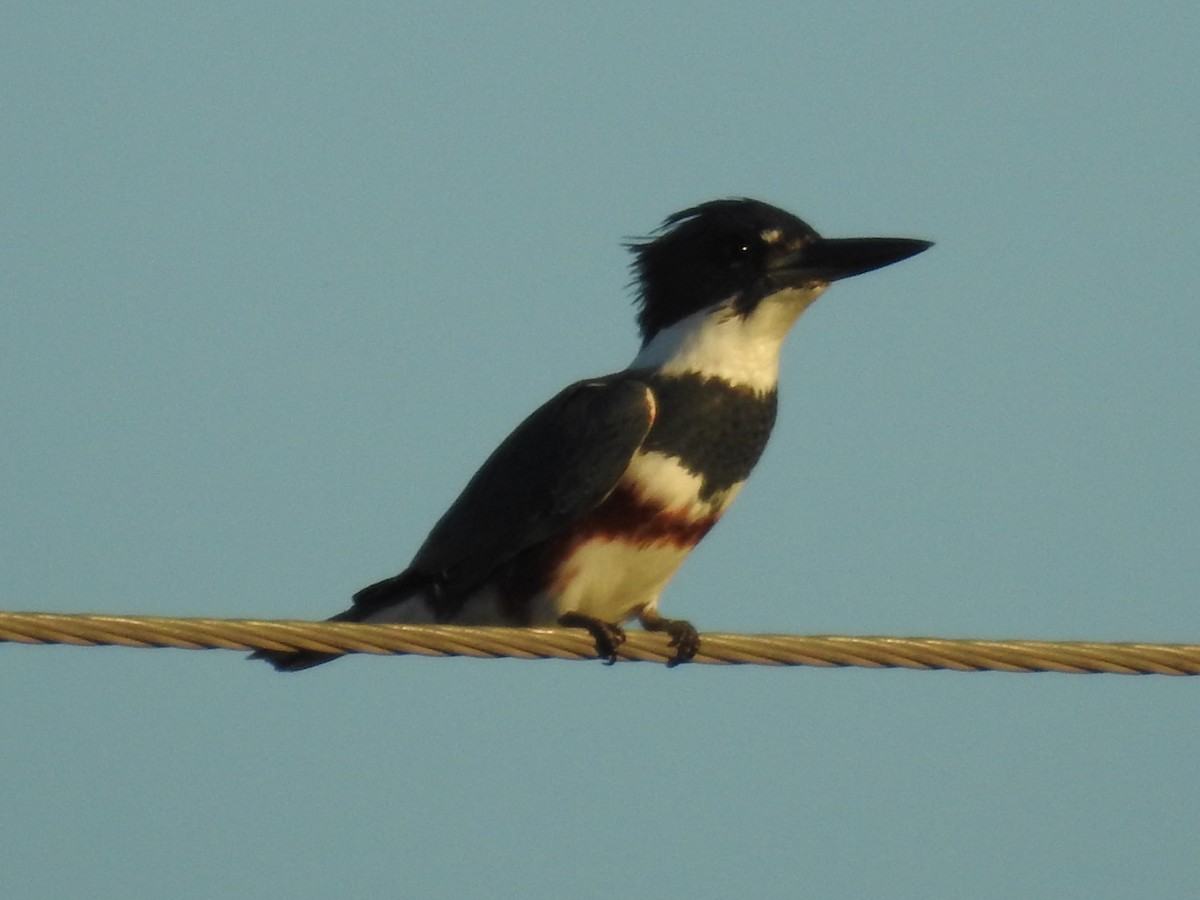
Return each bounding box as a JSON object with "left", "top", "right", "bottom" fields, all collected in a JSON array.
[
  {"left": 250, "top": 570, "right": 428, "bottom": 673},
  {"left": 250, "top": 648, "right": 340, "bottom": 672},
  {"left": 248, "top": 606, "right": 361, "bottom": 672}
]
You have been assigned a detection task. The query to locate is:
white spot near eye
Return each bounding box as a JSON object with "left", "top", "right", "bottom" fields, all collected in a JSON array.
[{"left": 760, "top": 228, "right": 783, "bottom": 244}]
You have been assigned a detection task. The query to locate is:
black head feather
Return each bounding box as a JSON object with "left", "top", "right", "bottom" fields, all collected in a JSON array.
[{"left": 627, "top": 198, "right": 821, "bottom": 342}]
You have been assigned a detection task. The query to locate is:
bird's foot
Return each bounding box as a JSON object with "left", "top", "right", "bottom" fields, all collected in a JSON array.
[
  {"left": 558, "top": 612, "right": 626, "bottom": 665},
  {"left": 639, "top": 611, "right": 700, "bottom": 667}
]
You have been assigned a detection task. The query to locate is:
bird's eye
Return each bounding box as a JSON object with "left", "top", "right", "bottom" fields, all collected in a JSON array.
[{"left": 715, "top": 237, "right": 759, "bottom": 268}]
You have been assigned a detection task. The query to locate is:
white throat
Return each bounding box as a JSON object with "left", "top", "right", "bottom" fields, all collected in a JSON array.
[{"left": 629, "top": 285, "right": 825, "bottom": 392}]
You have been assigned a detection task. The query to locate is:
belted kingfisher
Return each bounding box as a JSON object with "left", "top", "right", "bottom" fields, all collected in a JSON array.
[{"left": 255, "top": 198, "right": 931, "bottom": 671}]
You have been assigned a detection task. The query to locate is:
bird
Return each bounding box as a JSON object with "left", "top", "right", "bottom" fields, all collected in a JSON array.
[{"left": 254, "top": 198, "right": 931, "bottom": 671}]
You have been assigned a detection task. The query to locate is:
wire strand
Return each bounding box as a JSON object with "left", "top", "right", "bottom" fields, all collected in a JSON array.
[{"left": 2, "top": 612, "right": 1197, "bottom": 674}]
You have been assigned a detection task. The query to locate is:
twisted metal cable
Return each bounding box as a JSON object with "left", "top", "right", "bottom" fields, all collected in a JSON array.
[{"left": 2, "top": 612, "right": 1198, "bottom": 674}]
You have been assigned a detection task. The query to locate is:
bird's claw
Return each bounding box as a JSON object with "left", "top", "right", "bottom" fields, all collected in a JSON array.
[
  {"left": 639, "top": 613, "right": 700, "bottom": 667},
  {"left": 558, "top": 612, "right": 626, "bottom": 664},
  {"left": 662, "top": 619, "right": 700, "bottom": 667}
]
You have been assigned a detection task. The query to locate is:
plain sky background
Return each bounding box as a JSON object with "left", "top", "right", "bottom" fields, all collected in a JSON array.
[{"left": 3, "top": 3, "right": 1198, "bottom": 898}]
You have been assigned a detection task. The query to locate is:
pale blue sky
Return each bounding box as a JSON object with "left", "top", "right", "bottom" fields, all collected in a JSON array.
[{"left": 3, "top": 3, "right": 1198, "bottom": 898}]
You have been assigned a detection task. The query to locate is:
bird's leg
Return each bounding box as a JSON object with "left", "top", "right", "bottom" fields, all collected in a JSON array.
[
  {"left": 558, "top": 612, "right": 626, "bottom": 665},
  {"left": 639, "top": 609, "right": 700, "bottom": 667}
]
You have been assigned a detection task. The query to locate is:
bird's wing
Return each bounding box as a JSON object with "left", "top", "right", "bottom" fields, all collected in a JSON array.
[{"left": 354, "top": 374, "right": 654, "bottom": 613}]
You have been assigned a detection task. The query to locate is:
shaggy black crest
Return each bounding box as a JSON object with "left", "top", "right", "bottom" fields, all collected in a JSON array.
[{"left": 627, "top": 198, "right": 820, "bottom": 342}]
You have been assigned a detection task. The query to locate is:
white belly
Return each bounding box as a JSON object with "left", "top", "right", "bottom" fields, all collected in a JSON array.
[{"left": 535, "top": 536, "right": 693, "bottom": 623}]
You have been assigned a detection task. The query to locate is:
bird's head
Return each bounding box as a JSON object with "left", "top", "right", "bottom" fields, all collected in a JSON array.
[{"left": 628, "top": 198, "right": 932, "bottom": 344}]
